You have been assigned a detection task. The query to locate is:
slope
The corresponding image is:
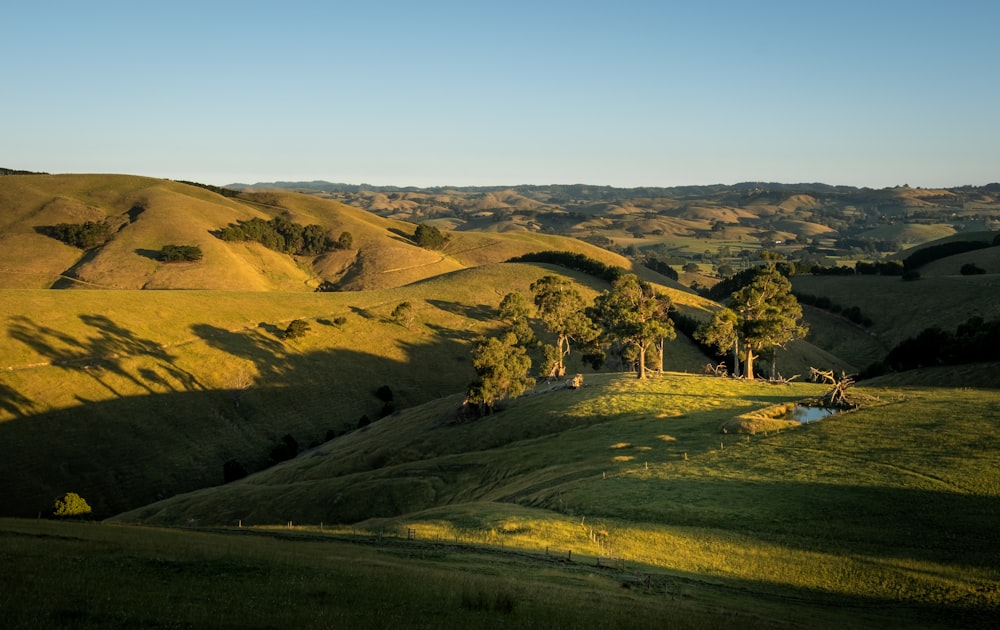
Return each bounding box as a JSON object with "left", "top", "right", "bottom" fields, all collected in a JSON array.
[{"left": 113, "top": 373, "right": 1000, "bottom": 626}]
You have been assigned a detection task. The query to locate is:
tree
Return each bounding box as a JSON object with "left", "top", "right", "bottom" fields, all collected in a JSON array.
[
  {"left": 695, "top": 307, "right": 740, "bottom": 376},
  {"left": 159, "top": 244, "right": 203, "bottom": 262},
  {"left": 530, "top": 276, "right": 600, "bottom": 378},
  {"left": 337, "top": 231, "right": 354, "bottom": 249},
  {"left": 588, "top": 274, "right": 676, "bottom": 379},
  {"left": 497, "top": 291, "right": 536, "bottom": 347},
  {"left": 283, "top": 319, "right": 311, "bottom": 340},
  {"left": 391, "top": 301, "right": 415, "bottom": 328},
  {"left": 727, "top": 265, "right": 807, "bottom": 379},
  {"left": 53, "top": 492, "right": 91, "bottom": 518},
  {"left": 413, "top": 223, "right": 447, "bottom": 249},
  {"left": 466, "top": 333, "right": 535, "bottom": 414}
]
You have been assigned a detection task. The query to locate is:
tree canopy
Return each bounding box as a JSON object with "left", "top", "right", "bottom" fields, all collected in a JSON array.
[
  {"left": 530, "top": 275, "right": 599, "bottom": 378},
  {"left": 466, "top": 333, "right": 535, "bottom": 414},
  {"left": 588, "top": 274, "right": 675, "bottom": 379},
  {"left": 716, "top": 264, "right": 806, "bottom": 380}
]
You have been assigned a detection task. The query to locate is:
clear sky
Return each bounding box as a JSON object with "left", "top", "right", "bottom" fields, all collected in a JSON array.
[{"left": 4, "top": 1, "right": 998, "bottom": 189}]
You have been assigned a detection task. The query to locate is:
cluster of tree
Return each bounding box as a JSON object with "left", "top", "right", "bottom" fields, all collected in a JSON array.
[
  {"left": 176, "top": 180, "right": 242, "bottom": 198},
  {"left": 52, "top": 491, "right": 92, "bottom": 518},
  {"left": 506, "top": 251, "right": 624, "bottom": 283},
  {"left": 158, "top": 244, "right": 203, "bottom": 262},
  {"left": 695, "top": 265, "right": 807, "bottom": 380},
  {"left": 35, "top": 220, "right": 116, "bottom": 249},
  {"left": 862, "top": 316, "right": 1000, "bottom": 377},
  {"left": 466, "top": 273, "right": 676, "bottom": 415},
  {"left": 641, "top": 256, "right": 679, "bottom": 280},
  {"left": 902, "top": 240, "right": 994, "bottom": 271},
  {"left": 413, "top": 223, "right": 448, "bottom": 249},
  {"left": 794, "top": 293, "right": 873, "bottom": 327},
  {"left": 217, "top": 213, "right": 351, "bottom": 256}
]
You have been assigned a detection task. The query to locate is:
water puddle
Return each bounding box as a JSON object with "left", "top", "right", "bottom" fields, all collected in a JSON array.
[{"left": 787, "top": 405, "right": 840, "bottom": 423}]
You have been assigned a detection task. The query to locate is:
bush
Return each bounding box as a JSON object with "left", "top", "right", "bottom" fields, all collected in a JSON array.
[
  {"left": 36, "top": 220, "right": 115, "bottom": 249},
  {"left": 53, "top": 492, "right": 92, "bottom": 518},
  {"left": 413, "top": 223, "right": 447, "bottom": 249},
  {"left": 159, "top": 244, "right": 203, "bottom": 262},
  {"left": 960, "top": 263, "right": 986, "bottom": 275},
  {"left": 283, "top": 319, "right": 311, "bottom": 340}
]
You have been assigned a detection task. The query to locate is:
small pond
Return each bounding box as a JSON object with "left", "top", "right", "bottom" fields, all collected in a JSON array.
[{"left": 786, "top": 405, "right": 840, "bottom": 423}]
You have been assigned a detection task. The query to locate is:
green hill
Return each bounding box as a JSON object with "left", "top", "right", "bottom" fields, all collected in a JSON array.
[{"left": 107, "top": 372, "right": 1000, "bottom": 627}]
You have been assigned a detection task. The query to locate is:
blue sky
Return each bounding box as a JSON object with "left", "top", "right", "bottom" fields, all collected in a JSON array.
[{"left": 4, "top": 1, "right": 998, "bottom": 188}]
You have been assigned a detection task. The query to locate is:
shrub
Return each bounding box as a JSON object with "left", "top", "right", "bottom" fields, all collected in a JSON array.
[
  {"left": 283, "top": 319, "right": 311, "bottom": 340},
  {"left": 413, "top": 223, "right": 447, "bottom": 249},
  {"left": 960, "top": 263, "right": 986, "bottom": 275},
  {"left": 36, "top": 220, "right": 115, "bottom": 249},
  {"left": 269, "top": 434, "right": 299, "bottom": 463},
  {"left": 374, "top": 385, "right": 394, "bottom": 402},
  {"left": 53, "top": 492, "right": 92, "bottom": 518},
  {"left": 159, "top": 244, "right": 203, "bottom": 262}
]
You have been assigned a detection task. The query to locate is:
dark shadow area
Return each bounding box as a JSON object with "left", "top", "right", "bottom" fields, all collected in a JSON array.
[
  {"left": 0, "top": 313, "right": 476, "bottom": 520},
  {"left": 386, "top": 227, "right": 416, "bottom": 244},
  {"left": 134, "top": 248, "right": 162, "bottom": 261},
  {"left": 0, "top": 382, "right": 39, "bottom": 418},
  {"left": 425, "top": 299, "right": 495, "bottom": 322},
  {"left": 349, "top": 306, "right": 381, "bottom": 321}
]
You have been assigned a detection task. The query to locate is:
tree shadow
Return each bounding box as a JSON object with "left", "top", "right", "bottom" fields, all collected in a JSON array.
[
  {"left": 134, "top": 248, "right": 161, "bottom": 261},
  {"left": 0, "top": 382, "right": 39, "bottom": 418},
  {"left": 7, "top": 314, "right": 204, "bottom": 396},
  {"left": 425, "top": 299, "right": 495, "bottom": 321}
]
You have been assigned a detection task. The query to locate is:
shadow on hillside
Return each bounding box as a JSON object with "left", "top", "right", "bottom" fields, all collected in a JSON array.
[
  {"left": 134, "top": 248, "right": 161, "bottom": 261},
  {"left": 0, "top": 382, "right": 39, "bottom": 417},
  {"left": 7, "top": 314, "right": 204, "bottom": 396},
  {"left": 426, "top": 299, "right": 494, "bottom": 322},
  {"left": 0, "top": 311, "right": 478, "bottom": 519}
]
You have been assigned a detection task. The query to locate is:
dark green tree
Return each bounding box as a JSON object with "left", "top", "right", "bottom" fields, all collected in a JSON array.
[
  {"left": 413, "top": 223, "right": 447, "bottom": 249},
  {"left": 727, "top": 265, "right": 807, "bottom": 380},
  {"left": 337, "top": 231, "right": 354, "bottom": 249},
  {"left": 588, "top": 274, "right": 675, "bottom": 379},
  {"left": 497, "top": 291, "right": 536, "bottom": 346},
  {"left": 466, "top": 333, "right": 535, "bottom": 414},
  {"left": 283, "top": 319, "right": 311, "bottom": 340},
  {"left": 530, "top": 276, "right": 600, "bottom": 378},
  {"left": 391, "top": 301, "right": 415, "bottom": 327},
  {"left": 695, "top": 307, "right": 740, "bottom": 376}
]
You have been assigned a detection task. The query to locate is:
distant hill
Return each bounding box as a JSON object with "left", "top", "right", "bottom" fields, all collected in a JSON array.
[
  {"left": 233, "top": 180, "right": 1000, "bottom": 264},
  {"left": 0, "top": 174, "right": 645, "bottom": 291}
]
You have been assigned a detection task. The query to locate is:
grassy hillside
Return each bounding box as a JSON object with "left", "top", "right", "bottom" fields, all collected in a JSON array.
[
  {"left": 791, "top": 274, "right": 1000, "bottom": 355},
  {"left": 0, "top": 258, "right": 737, "bottom": 519},
  {"left": 108, "top": 373, "right": 1000, "bottom": 627},
  {"left": 0, "top": 174, "right": 648, "bottom": 292}
]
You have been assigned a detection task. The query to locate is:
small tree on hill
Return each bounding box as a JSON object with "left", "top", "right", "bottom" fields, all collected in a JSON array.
[
  {"left": 413, "top": 223, "right": 447, "bottom": 250},
  {"left": 53, "top": 492, "right": 92, "bottom": 518},
  {"left": 391, "top": 301, "right": 415, "bottom": 328},
  {"left": 283, "top": 319, "right": 311, "bottom": 340}
]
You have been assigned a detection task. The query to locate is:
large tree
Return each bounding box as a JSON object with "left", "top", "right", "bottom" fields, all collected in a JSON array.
[
  {"left": 466, "top": 333, "right": 535, "bottom": 414},
  {"left": 530, "top": 276, "right": 600, "bottom": 378},
  {"left": 726, "top": 265, "right": 807, "bottom": 380},
  {"left": 588, "top": 274, "right": 675, "bottom": 379}
]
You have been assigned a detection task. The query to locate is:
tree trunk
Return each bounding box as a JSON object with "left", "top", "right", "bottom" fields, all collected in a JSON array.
[
  {"left": 744, "top": 348, "right": 756, "bottom": 380},
  {"left": 637, "top": 342, "right": 647, "bottom": 379},
  {"left": 730, "top": 341, "right": 740, "bottom": 377}
]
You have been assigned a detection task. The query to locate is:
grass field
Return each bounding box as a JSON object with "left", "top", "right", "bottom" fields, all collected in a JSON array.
[
  {"left": 106, "top": 374, "right": 1000, "bottom": 627},
  {"left": 3, "top": 376, "right": 996, "bottom": 628}
]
